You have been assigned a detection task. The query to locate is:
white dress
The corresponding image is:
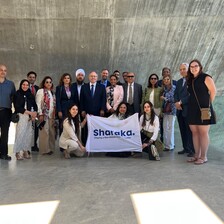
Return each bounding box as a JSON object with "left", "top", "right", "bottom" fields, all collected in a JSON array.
[{"left": 13, "top": 113, "right": 33, "bottom": 153}]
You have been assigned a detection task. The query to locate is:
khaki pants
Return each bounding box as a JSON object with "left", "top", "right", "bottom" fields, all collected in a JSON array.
[{"left": 39, "top": 118, "right": 55, "bottom": 154}]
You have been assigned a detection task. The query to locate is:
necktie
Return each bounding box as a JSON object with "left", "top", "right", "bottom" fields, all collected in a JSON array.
[
  {"left": 91, "top": 84, "right": 94, "bottom": 97},
  {"left": 182, "top": 78, "right": 186, "bottom": 87},
  {"left": 31, "top": 85, "right": 35, "bottom": 95},
  {"left": 128, "top": 84, "right": 133, "bottom": 105}
]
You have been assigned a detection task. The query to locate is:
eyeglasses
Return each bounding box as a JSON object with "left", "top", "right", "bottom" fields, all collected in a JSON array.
[
  {"left": 127, "top": 76, "right": 134, "bottom": 78},
  {"left": 150, "top": 77, "right": 157, "bottom": 80},
  {"left": 190, "top": 65, "right": 199, "bottom": 69}
]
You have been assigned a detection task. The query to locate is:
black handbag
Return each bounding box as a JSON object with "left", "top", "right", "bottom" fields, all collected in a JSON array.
[{"left": 11, "top": 112, "right": 19, "bottom": 123}]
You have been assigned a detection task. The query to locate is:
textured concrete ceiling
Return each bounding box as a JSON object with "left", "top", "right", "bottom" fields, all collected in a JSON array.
[{"left": 0, "top": 0, "right": 223, "bottom": 94}]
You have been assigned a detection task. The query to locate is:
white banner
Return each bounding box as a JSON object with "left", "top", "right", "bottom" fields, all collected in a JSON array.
[{"left": 86, "top": 113, "right": 142, "bottom": 152}]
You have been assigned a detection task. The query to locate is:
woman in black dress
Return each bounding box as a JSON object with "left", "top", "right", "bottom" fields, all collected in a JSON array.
[{"left": 187, "top": 59, "right": 216, "bottom": 165}]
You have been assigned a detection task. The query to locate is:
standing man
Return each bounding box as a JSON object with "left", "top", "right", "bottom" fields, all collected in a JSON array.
[
  {"left": 27, "top": 71, "right": 39, "bottom": 152},
  {"left": 174, "top": 63, "right": 194, "bottom": 157},
  {"left": 80, "top": 71, "right": 106, "bottom": 144},
  {"left": 123, "top": 72, "right": 142, "bottom": 115},
  {"left": 71, "top": 68, "right": 86, "bottom": 106},
  {"left": 0, "top": 64, "right": 16, "bottom": 160},
  {"left": 71, "top": 68, "right": 86, "bottom": 144},
  {"left": 80, "top": 71, "right": 106, "bottom": 117},
  {"left": 97, "top": 69, "right": 111, "bottom": 88}
]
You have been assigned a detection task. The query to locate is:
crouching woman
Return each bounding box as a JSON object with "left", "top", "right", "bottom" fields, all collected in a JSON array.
[
  {"left": 59, "top": 104, "right": 86, "bottom": 159},
  {"left": 140, "top": 101, "right": 164, "bottom": 160}
]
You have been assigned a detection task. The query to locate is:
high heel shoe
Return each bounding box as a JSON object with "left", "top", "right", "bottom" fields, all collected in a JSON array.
[
  {"left": 23, "top": 150, "right": 31, "bottom": 159},
  {"left": 16, "top": 152, "right": 24, "bottom": 160}
]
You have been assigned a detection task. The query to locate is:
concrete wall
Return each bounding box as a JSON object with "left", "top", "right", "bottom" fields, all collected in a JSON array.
[{"left": 0, "top": 0, "right": 224, "bottom": 92}]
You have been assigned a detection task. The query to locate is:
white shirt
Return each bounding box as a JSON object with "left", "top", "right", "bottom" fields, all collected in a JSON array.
[{"left": 139, "top": 115, "right": 160, "bottom": 141}]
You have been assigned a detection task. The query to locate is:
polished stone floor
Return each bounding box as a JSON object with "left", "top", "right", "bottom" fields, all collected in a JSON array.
[
  {"left": 0, "top": 137, "right": 223, "bottom": 224},
  {"left": 0, "top": 97, "right": 223, "bottom": 224}
]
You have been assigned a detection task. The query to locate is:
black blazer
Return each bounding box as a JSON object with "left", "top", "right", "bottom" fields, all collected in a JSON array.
[
  {"left": 70, "top": 82, "right": 85, "bottom": 107},
  {"left": 80, "top": 83, "right": 106, "bottom": 116},
  {"left": 56, "top": 85, "right": 78, "bottom": 115},
  {"left": 174, "top": 78, "right": 189, "bottom": 117},
  {"left": 123, "top": 82, "right": 142, "bottom": 114},
  {"left": 15, "top": 90, "right": 37, "bottom": 113}
]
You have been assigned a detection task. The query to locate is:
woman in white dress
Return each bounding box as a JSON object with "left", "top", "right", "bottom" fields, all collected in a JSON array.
[
  {"left": 59, "top": 104, "right": 86, "bottom": 159},
  {"left": 36, "top": 76, "right": 55, "bottom": 155},
  {"left": 13, "top": 79, "right": 37, "bottom": 160}
]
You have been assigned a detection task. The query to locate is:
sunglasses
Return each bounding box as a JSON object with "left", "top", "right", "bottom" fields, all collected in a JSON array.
[
  {"left": 45, "top": 81, "right": 52, "bottom": 84},
  {"left": 150, "top": 77, "right": 157, "bottom": 80},
  {"left": 127, "top": 76, "right": 134, "bottom": 78}
]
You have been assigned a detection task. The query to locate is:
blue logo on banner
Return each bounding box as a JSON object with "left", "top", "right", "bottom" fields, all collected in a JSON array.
[{"left": 93, "top": 129, "right": 135, "bottom": 137}]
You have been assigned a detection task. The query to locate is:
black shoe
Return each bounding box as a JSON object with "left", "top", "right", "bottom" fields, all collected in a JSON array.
[
  {"left": 187, "top": 152, "right": 194, "bottom": 157},
  {"left": 163, "top": 148, "right": 170, "bottom": 151},
  {"left": 31, "top": 145, "right": 39, "bottom": 152},
  {"left": 178, "top": 149, "right": 186, "bottom": 154},
  {"left": 0, "top": 155, "right": 12, "bottom": 160}
]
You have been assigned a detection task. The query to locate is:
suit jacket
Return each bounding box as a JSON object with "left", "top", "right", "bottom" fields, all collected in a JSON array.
[
  {"left": 30, "top": 84, "right": 39, "bottom": 96},
  {"left": 70, "top": 82, "right": 85, "bottom": 107},
  {"left": 56, "top": 85, "right": 78, "bottom": 115},
  {"left": 97, "top": 80, "right": 111, "bottom": 88},
  {"left": 174, "top": 78, "right": 189, "bottom": 117},
  {"left": 80, "top": 82, "right": 106, "bottom": 116},
  {"left": 106, "top": 85, "right": 124, "bottom": 111},
  {"left": 123, "top": 82, "right": 142, "bottom": 113}
]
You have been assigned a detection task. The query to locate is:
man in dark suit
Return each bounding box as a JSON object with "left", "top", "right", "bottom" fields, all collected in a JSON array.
[
  {"left": 27, "top": 71, "right": 39, "bottom": 152},
  {"left": 71, "top": 68, "right": 86, "bottom": 106},
  {"left": 123, "top": 72, "right": 142, "bottom": 115},
  {"left": 80, "top": 71, "right": 106, "bottom": 117},
  {"left": 71, "top": 68, "right": 86, "bottom": 144},
  {"left": 80, "top": 71, "right": 106, "bottom": 144},
  {"left": 97, "top": 69, "right": 111, "bottom": 88},
  {"left": 174, "top": 63, "right": 194, "bottom": 157}
]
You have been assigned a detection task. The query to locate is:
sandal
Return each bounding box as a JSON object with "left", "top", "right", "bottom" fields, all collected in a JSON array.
[
  {"left": 64, "top": 150, "right": 71, "bottom": 159},
  {"left": 194, "top": 158, "right": 208, "bottom": 165},
  {"left": 23, "top": 151, "right": 31, "bottom": 159},
  {"left": 187, "top": 157, "right": 197, "bottom": 162},
  {"left": 16, "top": 152, "right": 24, "bottom": 160}
]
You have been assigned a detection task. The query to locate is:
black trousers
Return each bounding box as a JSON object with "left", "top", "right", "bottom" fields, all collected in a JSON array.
[
  {"left": 177, "top": 111, "right": 194, "bottom": 153},
  {"left": 0, "top": 109, "right": 12, "bottom": 156}
]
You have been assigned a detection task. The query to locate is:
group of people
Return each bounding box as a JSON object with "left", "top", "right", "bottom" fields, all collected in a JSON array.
[{"left": 0, "top": 59, "right": 216, "bottom": 164}]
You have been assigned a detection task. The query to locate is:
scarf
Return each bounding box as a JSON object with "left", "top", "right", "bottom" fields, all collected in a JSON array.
[{"left": 42, "top": 88, "right": 56, "bottom": 120}]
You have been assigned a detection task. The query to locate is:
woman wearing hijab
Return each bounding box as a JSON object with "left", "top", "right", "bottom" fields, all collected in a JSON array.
[{"left": 13, "top": 79, "right": 37, "bottom": 160}]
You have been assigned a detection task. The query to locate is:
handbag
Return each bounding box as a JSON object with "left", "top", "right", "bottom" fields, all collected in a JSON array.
[
  {"left": 11, "top": 112, "right": 19, "bottom": 123},
  {"left": 200, "top": 108, "right": 211, "bottom": 120},
  {"left": 192, "top": 81, "right": 211, "bottom": 122},
  {"left": 162, "top": 101, "right": 172, "bottom": 113}
]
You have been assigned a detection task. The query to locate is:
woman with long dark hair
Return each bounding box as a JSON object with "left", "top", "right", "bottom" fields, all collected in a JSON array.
[
  {"left": 56, "top": 73, "right": 76, "bottom": 134},
  {"left": 36, "top": 76, "right": 55, "bottom": 155},
  {"left": 13, "top": 79, "right": 37, "bottom": 160},
  {"left": 59, "top": 104, "right": 86, "bottom": 159},
  {"left": 140, "top": 101, "right": 163, "bottom": 160},
  {"left": 187, "top": 59, "right": 216, "bottom": 164},
  {"left": 143, "top": 74, "right": 163, "bottom": 116}
]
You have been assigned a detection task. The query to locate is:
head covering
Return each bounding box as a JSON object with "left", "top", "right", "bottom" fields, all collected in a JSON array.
[
  {"left": 75, "top": 68, "right": 85, "bottom": 77},
  {"left": 18, "top": 79, "right": 32, "bottom": 97}
]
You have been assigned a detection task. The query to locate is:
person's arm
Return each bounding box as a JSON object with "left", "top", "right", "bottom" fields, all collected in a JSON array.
[{"left": 205, "top": 76, "right": 216, "bottom": 102}]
